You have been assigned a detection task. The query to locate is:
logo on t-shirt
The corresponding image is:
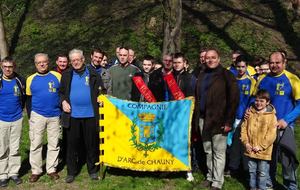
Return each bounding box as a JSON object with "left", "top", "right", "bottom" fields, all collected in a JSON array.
[
  {"left": 276, "top": 82, "right": 284, "bottom": 96},
  {"left": 48, "top": 81, "right": 57, "bottom": 93},
  {"left": 13, "top": 85, "right": 20, "bottom": 96},
  {"left": 85, "top": 76, "right": 89, "bottom": 86},
  {"left": 242, "top": 84, "right": 249, "bottom": 95}
]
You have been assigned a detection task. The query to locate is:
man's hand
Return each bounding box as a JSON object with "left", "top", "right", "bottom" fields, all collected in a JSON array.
[
  {"left": 244, "top": 108, "right": 251, "bottom": 120},
  {"left": 277, "top": 119, "right": 288, "bottom": 129},
  {"left": 62, "top": 100, "right": 71, "bottom": 113}
]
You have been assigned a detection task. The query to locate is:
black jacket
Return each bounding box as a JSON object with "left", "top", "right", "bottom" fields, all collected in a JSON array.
[
  {"left": 148, "top": 68, "right": 168, "bottom": 102},
  {"left": 59, "top": 66, "right": 104, "bottom": 128},
  {"left": 173, "top": 70, "right": 196, "bottom": 97}
]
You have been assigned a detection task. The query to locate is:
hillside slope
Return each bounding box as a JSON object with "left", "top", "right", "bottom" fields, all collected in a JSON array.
[{"left": 2, "top": 0, "right": 300, "bottom": 76}]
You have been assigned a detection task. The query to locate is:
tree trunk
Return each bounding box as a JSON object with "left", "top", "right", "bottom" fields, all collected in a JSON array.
[
  {"left": 162, "top": 0, "right": 182, "bottom": 55},
  {"left": 0, "top": 5, "right": 9, "bottom": 59}
]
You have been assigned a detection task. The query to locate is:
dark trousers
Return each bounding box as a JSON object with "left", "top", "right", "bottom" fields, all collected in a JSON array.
[
  {"left": 228, "top": 126, "right": 248, "bottom": 171},
  {"left": 66, "top": 117, "right": 99, "bottom": 176}
]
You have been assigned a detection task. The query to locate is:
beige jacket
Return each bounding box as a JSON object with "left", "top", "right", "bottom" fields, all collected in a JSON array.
[{"left": 240, "top": 104, "right": 277, "bottom": 160}]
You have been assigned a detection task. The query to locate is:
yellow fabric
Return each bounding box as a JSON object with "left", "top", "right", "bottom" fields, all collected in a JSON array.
[
  {"left": 284, "top": 70, "right": 300, "bottom": 100},
  {"left": 240, "top": 105, "right": 277, "bottom": 160},
  {"left": 98, "top": 95, "right": 191, "bottom": 171}
]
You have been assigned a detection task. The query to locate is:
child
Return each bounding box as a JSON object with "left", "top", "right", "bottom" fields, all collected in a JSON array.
[{"left": 240, "top": 89, "right": 277, "bottom": 190}]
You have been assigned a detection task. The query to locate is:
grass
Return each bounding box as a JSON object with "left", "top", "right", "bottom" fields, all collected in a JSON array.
[{"left": 4, "top": 115, "right": 300, "bottom": 190}]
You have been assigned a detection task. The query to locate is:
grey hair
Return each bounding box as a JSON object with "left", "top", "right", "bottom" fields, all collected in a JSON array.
[
  {"left": 69, "top": 49, "right": 84, "bottom": 59},
  {"left": 34, "top": 53, "right": 49, "bottom": 63}
]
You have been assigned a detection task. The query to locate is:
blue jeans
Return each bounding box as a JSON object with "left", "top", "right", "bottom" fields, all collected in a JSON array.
[{"left": 248, "top": 158, "right": 269, "bottom": 190}]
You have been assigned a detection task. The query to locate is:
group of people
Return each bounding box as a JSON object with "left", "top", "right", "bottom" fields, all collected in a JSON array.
[{"left": 0, "top": 46, "right": 299, "bottom": 190}]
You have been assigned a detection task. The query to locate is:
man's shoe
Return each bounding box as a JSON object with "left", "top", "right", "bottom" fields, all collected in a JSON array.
[
  {"left": 47, "top": 172, "right": 60, "bottom": 180},
  {"left": 199, "top": 180, "right": 212, "bottom": 188},
  {"left": 89, "top": 173, "right": 99, "bottom": 180},
  {"left": 10, "top": 176, "right": 22, "bottom": 185},
  {"left": 0, "top": 179, "right": 8, "bottom": 187},
  {"left": 186, "top": 171, "right": 194, "bottom": 182},
  {"left": 29, "top": 174, "right": 41, "bottom": 183},
  {"left": 65, "top": 175, "right": 75, "bottom": 183}
]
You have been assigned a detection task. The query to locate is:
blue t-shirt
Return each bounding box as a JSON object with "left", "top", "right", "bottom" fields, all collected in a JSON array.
[
  {"left": 70, "top": 68, "right": 94, "bottom": 118},
  {"left": 255, "top": 70, "right": 300, "bottom": 124},
  {"left": 0, "top": 78, "right": 23, "bottom": 122},
  {"left": 26, "top": 71, "right": 61, "bottom": 117},
  {"left": 236, "top": 76, "right": 256, "bottom": 119}
]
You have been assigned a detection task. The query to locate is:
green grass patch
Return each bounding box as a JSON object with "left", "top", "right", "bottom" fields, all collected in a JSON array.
[{"left": 6, "top": 115, "right": 300, "bottom": 190}]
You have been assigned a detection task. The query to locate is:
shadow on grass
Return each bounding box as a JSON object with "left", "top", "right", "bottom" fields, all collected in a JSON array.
[{"left": 106, "top": 167, "right": 186, "bottom": 180}]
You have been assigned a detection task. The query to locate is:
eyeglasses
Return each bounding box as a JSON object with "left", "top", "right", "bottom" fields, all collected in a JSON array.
[
  {"left": 70, "top": 58, "right": 83, "bottom": 63},
  {"left": 35, "top": 61, "right": 48, "bottom": 65}
]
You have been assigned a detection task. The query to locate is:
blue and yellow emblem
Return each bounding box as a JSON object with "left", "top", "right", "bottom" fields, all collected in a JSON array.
[{"left": 99, "top": 95, "right": 194, "bottom": 171}]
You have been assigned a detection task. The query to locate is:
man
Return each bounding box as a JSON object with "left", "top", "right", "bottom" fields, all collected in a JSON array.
[
  {"left": 192, "top": 48, "right": 207, "bottom": 78},
  {"left": 108, "top": 46, "right": 120, "bottom": 67},
  {"left": 54, "top": 54, "right": 69, "bottom": 73},
  {"left": 227, "top": 50, "right": 256, "bottom": 77},
  {"left": 148, "top": 54, "right": 173, "bottom": 101},
  {"left": 255, "top": 51, "right": 300, "bottom": 190},
  {"left": 0, "top": 57, "right": 25, "bottom": 187},
  {"left": 172, "top": 52, "right": 195, "bottom": 97},
  {"left": 108, "top": 47, "right": 140, "bottom": 100},
  {"left": 59, "top": 49, "right": 103, "bottom": 183},
  {"left": 131, "top": 55, "right": 155, "bottom": 102},
  {"left": 89, "top": 49, "right": 111, "bottom": 93},
  {"left": 128, "top": 48, "right": 142, "bottom": 69},
  {"left": 195, "top": 49, "right": 239, "bottom": 190},
  {"left": 89, "top": 48, "right": 104, "bottom": 73},
  {"left": 26, "top": 53, "right": 61, "bottom": 182},
  {"left": 172, "top": 52, "right": 197, "bottom": 182}
]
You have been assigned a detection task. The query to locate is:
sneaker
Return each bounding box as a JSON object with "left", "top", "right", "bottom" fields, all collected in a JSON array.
[
  {"left": 89, "top": 173, "right": 99, "bottom": 180},
  {"left": 65, "top": 175, "right": 75, "bottom": 183},
  {"left": 186, "top": 171, "right": 194, "bottom": 182},
  {"left": 10, "top": 176, "right": 22, "bottom": 185},
  {"left": 0, "top": 179, "right": 8, "bottom": 187},
  {"left": 224, "top": 170, "right": 231, "bottom": 177},
  {"left": 266, "top": 184, "right": 274, "bottom": 190}
]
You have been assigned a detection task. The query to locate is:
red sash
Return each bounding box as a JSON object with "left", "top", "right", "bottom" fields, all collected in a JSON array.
[
  {"left": 132, "top": 76, "right": 157, "bottom": 102},
  {"left": 163, "top": 73, "right": 185, "bottom": 100}
]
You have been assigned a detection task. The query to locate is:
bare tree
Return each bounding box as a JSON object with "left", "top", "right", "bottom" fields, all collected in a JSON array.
[
  {"left": 162, "top": 0, "right": 182, "bottom": 55},
  {"left": 0, "top": 4, "right": 9, "bottom": 59}
]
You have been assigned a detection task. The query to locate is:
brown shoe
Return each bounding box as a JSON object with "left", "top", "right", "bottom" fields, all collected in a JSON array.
[
  {"left": 200, "top": 180, "right": 212, "bottom": 188},
  {"left": 47, "top": 172, "right": 60, "bottom": 180},
  {"left": 29, "top": 174, "right": 41, "bottom": 183}
]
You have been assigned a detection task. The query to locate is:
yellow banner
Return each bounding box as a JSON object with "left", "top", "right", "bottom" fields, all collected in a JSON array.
[{"left": 99, "top": 95, "right": 194, "bottom": 171}]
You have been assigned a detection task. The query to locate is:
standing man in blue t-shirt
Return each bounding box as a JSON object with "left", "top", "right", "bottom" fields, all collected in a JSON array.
[
  {"left": 0, "top": 57, "right": 25, "bottom": 187},
  {"left": 255, "top": 51, "right": 300, "bottom": 190},
  {"left": 60, "top": 49, "right": 103, "bottom": 183},
  {"left": 26, "top": 53, "right": 61, "bottom": 183}
]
